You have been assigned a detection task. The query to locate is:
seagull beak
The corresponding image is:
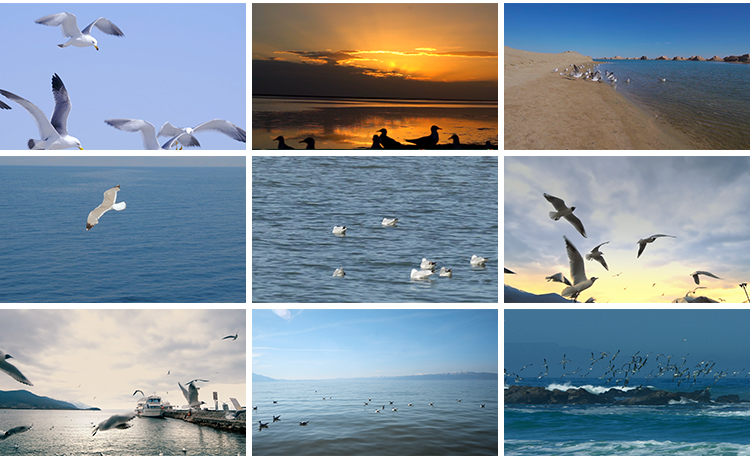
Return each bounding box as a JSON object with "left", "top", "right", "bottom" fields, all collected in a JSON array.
[
  {"left": 94, "top": 45, "right": 99, "bottom": 51},
  {"left": 79, "top": 146, "right": 84, "bottom": 150}
]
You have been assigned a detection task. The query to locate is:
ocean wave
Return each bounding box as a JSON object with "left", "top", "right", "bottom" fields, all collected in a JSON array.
[
  {"left": 504, "top": 439, "right": 750, "bottom": 455},
  {"left": 545, "top": 382, "right": 647, "bottom": 395}
]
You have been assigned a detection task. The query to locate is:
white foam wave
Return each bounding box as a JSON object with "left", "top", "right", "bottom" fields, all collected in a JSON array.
[
  {"left": 505, "top": 439, "right": 750, "bottom": 456},
  {"left": 546, "top": 382, "right": 642, "bottom": 395}
]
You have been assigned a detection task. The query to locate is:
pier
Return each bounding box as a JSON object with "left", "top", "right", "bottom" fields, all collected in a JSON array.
[{"left": 163, "top": 409, "right": 245, "bottom": 433}]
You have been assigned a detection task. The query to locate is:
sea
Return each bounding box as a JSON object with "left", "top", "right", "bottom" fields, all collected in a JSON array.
[
  {"left": 593, "top": 59, "right": 750, "bottom": 149},
  {"left": 251, "top": 156, "right": 499, "bottom": 302},
  {"left": 505, "top": 377, "right": 750, "bottom": 455},
  {"left": 252, "top": 379, "right": 498, "bottom": 455},
  {"left": 251, "top": 96, "right": 499, "bottom": 149},
  {"left": 0, "top": 166, "right": 246, "bottom": 302},
  {"left": 0, "top": 409, "right": 245, "bottom": 456}
]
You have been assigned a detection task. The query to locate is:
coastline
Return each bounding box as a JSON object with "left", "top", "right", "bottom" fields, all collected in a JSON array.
[{"left": 504, "top": 46, "right": 696, "bottom": 150}]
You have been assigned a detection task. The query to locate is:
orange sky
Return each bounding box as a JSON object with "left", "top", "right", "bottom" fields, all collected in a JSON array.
[{"left": 252, "top": 4, "right": 498, "bottom": 84}]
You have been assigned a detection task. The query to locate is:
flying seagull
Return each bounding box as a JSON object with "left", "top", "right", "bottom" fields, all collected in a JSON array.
[
  {"left": 586, "top": 241, "right": 610, "bottom": 271},
  {"left": 545, "top": 272, "right": 571, "bottom": 286},
  {"left": 561, "top": 236, "right": 598, "bottom": 301},
  {"left": 35, "top": 12, "right": 124, "bottom": 50},
  {"left": 691, "top": 271, "right": 721, "bottom": 285},
  {"left": 0, "top": 425, "right": 32, "bottom": 440},
  {"left": 0, "top": 351, "right": 33, "bottom": 386},
  {"left": 637, "top": 234, "right": 675, "bottom": 258},
  {"left": 92, "top": 413, "right": 136, "bottom": 436},
  {"left": 156, "top": 120, "right": 246, "bottom": 148},
  {"left": 0, "top": 74, "right": 83, "bottom": 150},
  {"left": 87, "top": 185, "right": 126, "bottom": 230},
  {"left": 504, "top": 268, "right": 516, "bottom": 274},
  {"left": 105, "top": 119, "right": 183, "bottom": 150},
  {"left": 544, "top": 193, "right": 587, "bottom": 238},
  {"left": 405, "top": 125, "right": 441, "bottom": 148},
  {"left": 222, "top": 331, "right": 239, "bottom": 341},
  {"left": 132, "top": 390, "right": 144, "bottom": 397}
]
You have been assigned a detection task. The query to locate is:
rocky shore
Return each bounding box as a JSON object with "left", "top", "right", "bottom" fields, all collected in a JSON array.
[
  {"left": 599, "top": 54, "right": 750, "bottom": 63},
  {"left": 505, "top": 385, "right": 746, "bottom": 405}
]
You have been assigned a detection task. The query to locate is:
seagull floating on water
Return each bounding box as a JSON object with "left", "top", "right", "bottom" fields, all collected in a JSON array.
[
  {"left": 0, "top": 74, "right": 83, "bottom": 150},
  {"left": 470, "top": 255, "right": 489, "bottom": 267},
  {"left": 86, "top": 185, "right": 126, "bottom": 230},
  {"left": 299, "top": 421, "right": 309, "bottom": 426},
  {"left": 586, "top": 241, "right": 610, "bottom": 271},
  {"left": 637, "top": 234, "right": 675, "bottom": 258},
  {"left": 332, "top": 225, "right": 347, "bottom": 235},
  {"left": 92, "top": 413, "right": 136, "bottom": 436},
  {"left": 439, "top": 267, "right": 452, "bottom": 277},
  {"left": 299, "top": 137, "right": 315, "bottom": 149},
  {"left": 411, "top": 269, "right": 434, "bottom": 280},
  {"left": 0, "top": 425, "right": 32, "bottom": 441},
  {"left": 105, "top": 119, "right": 183, "bottom": 150},
  {"left": 691, "top": 271, "right": 721, "bottom": 285},
  {"left": 0, "top": 351, "right": 33, "bottom": 386},
  {"left": 258, "top": 421, "right": 268, "bottom": 428},
  {"left": 273, "top": 136, "right": 295, "bottom": 149},
  {"left": 545, "top": 272, "right": 571, "bottom": 286},
  {"left": 272, "top": 415, "right": 280, "bottom": 422},
  {"left": 157, "top": 120, "right": 246, "bottom": 148},
  {"left": 405, "top": 125, "right": 441, "bottom": 148},
  {"left": 544, "top": 193, "right": 587, "bottom": 237},
  {"left": 382, "top": 217, "right": 398, "bottom": 226},
  {"left": 561, "top": 235, "right": 598, "bottom": 301},
  {"left": 332, "top": 267, "right": 345, "bottom": 277},
  {"left": 35, "top": 12, "right": 123, "bottom": 50},
  {"left": 420, "top": 258, "right": 436, "bottom": 270}
]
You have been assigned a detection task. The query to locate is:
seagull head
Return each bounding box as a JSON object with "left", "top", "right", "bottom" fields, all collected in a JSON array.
[
  {"left": 431, "top": 125, "right": 442, "bottom": 132},
  {"left": 273, "top": 136, "right": 284, "bottom": 141},
  {"left": 377, "top": 128, "right": 387, "bottom": 135}
]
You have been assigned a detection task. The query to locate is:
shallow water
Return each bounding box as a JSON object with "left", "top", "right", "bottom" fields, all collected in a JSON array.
[
  {"left": 594, "top": 59, "right": 750, "bottom": 149},
  {"left": 252, "top": 96, "right": 498, "bottom": 149}
]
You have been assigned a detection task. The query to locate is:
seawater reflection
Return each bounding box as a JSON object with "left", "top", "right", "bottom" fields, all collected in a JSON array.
[{"left": 252, "top": 96, "right": 498, "bottom": 150}]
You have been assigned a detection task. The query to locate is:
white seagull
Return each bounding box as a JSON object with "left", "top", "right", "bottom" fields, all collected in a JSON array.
[
  {"left": 420, "top": 258, "right": 436, "bottom": 270},
  {"left": 86, "top": 185, "right": 126, "bottom": 230},
  {"left": 410, "top": 268, "right": 434, "bottom": 280},
  {"left": 544, "top": 193, "right": 586, "bottom": 238},
  {"left": 586, "top": 241, "right": 610, "bottom": 271},
  {"left": 157, "top": 120, "right": 246, "bottom": 148},
  {"left": 545, "top": 272, "right": 571, "bottom": 286},
  {"left": 105, "top": 119, "right": 183, "bottom": 150},
  {"left": 332, "top": 225, "right": 347, "bottom": 235},
  {"left": 332, "top": 267, "right": 345, "bottom": 277},
  {"left": 0, "top": 74, "right": 83, "bottom": 150},
  {"left": 92, "top": 413, "right": 136, "bottom": 436},
  {"left": 35, "top": 12, "right": 124, "bottom": 50},
  {"left": 691, "top": 271, "right": 721, "bottom": 285},
  {"left": 561, "top": 236, "right": 598, "bottom": 301},
  {"left": 439, "top": 267, "right": 452, "bottom": 277},
  {"left": 470, "top": 255, "right": 489, "bottom": 267},
  {"left": 405, "top": 125, "right": 441, "bottom": 148},
  {"left": 0, "top": 425, "right": 32, "bottom": 440},
  {"left": 382, "top": 217, "right": 398, "bottom": 226},
  {"left": 0, "top": 352, "right": 33, "bottom": 386},
  {"left": 637, "top": 234, "right": 675, "bottom": 258}
]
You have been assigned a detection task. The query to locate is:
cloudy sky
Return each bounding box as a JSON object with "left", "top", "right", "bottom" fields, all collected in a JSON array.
[
  {"left": 0, "top": 309, "right": 246, "bottom": 410},
  {"left": 504, "top": 156, "right": 750, "bottom": 303},
  {"left": 0, "top": 156, "right": 245, "bottom": 167}
]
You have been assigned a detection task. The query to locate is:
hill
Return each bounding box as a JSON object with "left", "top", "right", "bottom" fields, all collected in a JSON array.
[{"left": 0, "top": 389, "right": 94, "bottom": 410}]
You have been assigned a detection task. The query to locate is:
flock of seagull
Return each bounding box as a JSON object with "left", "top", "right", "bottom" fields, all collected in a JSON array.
[
  {"left": 0, "top": 12, "right": 246, "bottom": 149},
  {"left": 272, "top": 127, "right": 497, "bottom": 150},
  {"left": 556, "top": 63, "right": 670, "bottom": 89},
  {"left": 330, "top": 217, "right": 490, "bottom": 280}
]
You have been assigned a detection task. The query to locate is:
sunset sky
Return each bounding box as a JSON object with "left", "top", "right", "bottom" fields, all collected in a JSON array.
[
  {"left": 252, "top": 3, "right": 498, "bottom": 100},
  {"left": 505, "top": 157, "right": 750, "bottom": 304}
]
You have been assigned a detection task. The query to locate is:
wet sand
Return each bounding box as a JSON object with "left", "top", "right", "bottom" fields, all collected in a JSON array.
[{"left": 504, "top": 47, "right": 695, "bottom": 150}]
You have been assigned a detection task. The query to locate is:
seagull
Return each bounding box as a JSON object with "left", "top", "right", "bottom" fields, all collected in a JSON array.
[
  {"left": 332, "top": 225, "right": 347, "bottom": 235},
  {"left": 332, "top": 267, "right": 345, "bottom": 277},
  {"left": 429, "top": 402, "right": 434, "bottom": 406},
  {"left": 0, "top": 351, "right": 33, "bottom": 386},
  {"left": 411, "top": 269, "right": 434, "bottom": 280},
  {"left": 439, "top": 267, "right": 452, "bottom": 277},
  {"left": 92, "top": 413, "right": 136, "bottom": 436},
  {"left": 448, "top": 134, "right": 462, "bottom": 149},
  {"left": 0, "top": 74, "right": 83, "bottom": 150},
  {"left": 470, "top": 255, "right": 489, "bottom": 267},
  {"left": 480, "top": 404, "right": 485, "bottom": 408},
  {"left": 298, "top": 137, "right": 316, "bottom": 149},
  {"left": 637, "top": 234, "right": 676, "bottom": 258},
  {"left": 405, "top": 125, "right": 441, "bottom": 148},
  {"left": 392, "top": 408, "right": 397, "bottom": 411},
  {"left": 504, "top": 268, "right": 516, "bottom": 274},
  {"left": 658, "top": 78, "right": 666, "bottom": 82},
  {"left": 586, "top": 241, "right": 610, "bottom": 271},
  {"left": 0, "top": 100, "right": 10, "bottom": 110},
  {"left": 86, "top": 185, "right": 126, "bottom": 230},
  {"left": 273, "top": 136, "right": 295, "bottom": 149},
  {"left": 299, "top": 421, "right": 309, "bottom": 426},
  {"left": 272, "top": 415, "right": 280, "bottom": 422},
  {"left": 370, "top": 135, "right": 383, "bottom": 149},
  {"left": 544, "top": 193, "right": 586, "bottom": 237},
  {"left": 104, "top": 119, "right": 183, "bottom": 150},
  {"left": 258, "top": 421, "right": 268, "bottom": 428},
  {"left": 691, "top": 271, "right": 721, "bottom": 285},
  {"left": 407, "top": 403, "right": 413, "bottom": 406},
  {"left": 420, "top": 258, "right": 436, "bottom": 270},
  {"left": 132, "top": 390, "right": 145, "bottom": 397},
  {"left": 156, "top": 120, "right": 246, "bottom": 148},
  {"left": 222, "top": 331, "right": 239, "bottom": 340},
  {"left": 561, "top": 235, "right": 598, "bottom": 301},
  {"left": 35, "top": 12, "right": 124, "bottom": 50},
  {"left": 178, "top": 381, "right": 203, "bottom": 408},
  {"left": 376, "top": 129, "right": 402, "bottom": 149},
  {"left": 382, "top": 217, "right": 398, "bottom": 226},
  {"left": 252, "top": 406, "right": 258, "bottom": 410},
  {"left": 0, "top": 425, "right": 32, "bottom": 440},
  {"left": 375, "top": 409, "right": 380, "bottom": 413},
  {"left": 545, "top": 272, "right": 571, "bottom": 286}
]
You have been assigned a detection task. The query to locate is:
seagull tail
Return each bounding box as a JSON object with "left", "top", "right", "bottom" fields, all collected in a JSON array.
[
  {"left": 113, "top": 202, "right": 126, "bottom": 211},
  {"left": 548, "top": 211, "right": 558, "bottom": 220}
]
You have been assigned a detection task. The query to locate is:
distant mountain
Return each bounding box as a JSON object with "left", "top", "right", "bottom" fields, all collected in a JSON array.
[
  {"left": 0, "top": 389, "right": 93, "bottom": 410},
  {"left": 505, "top": 284, "right": 577, "bottom": 303},
  {"left": 253, "top": 373, "right": 278, "bottom": 382},
  {"left": 253, "top": 371, "right": 497, "bottom": 382}
]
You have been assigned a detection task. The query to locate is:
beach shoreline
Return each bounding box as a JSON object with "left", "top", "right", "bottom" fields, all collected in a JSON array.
[{"left": 504, "top": 46, "right": 696, "bottom": 150}]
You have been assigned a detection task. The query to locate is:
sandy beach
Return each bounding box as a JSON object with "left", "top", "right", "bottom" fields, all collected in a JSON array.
[{"left": 504, "top": 47, "right": 694, "bottom": 149}]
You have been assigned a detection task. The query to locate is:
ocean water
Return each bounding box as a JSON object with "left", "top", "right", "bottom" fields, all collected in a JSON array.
[
  {"left": 593, "top": 59, "right": 750, "bottom": 149},
  {"left": 505, "top": 378, "right": 750, "bottom": 455},
  {"left": 252, "top": 380, "right": 498, "bottom": 455},
  {"left": 0, "top": 409, "right": 245, "bottom": 456},
  {"left": 251, "top": 156, "right": 498, "bottom": 302},
  {"left": 252, "top": 96, "right": 499, "bottom": 149},
  {"left": 0, "top": 166, "right": 245, "bottom": 302}
]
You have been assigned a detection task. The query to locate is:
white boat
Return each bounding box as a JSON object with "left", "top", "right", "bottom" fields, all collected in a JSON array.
[{"left": 135, "top": 394, "right": 165, "bottom": 418}]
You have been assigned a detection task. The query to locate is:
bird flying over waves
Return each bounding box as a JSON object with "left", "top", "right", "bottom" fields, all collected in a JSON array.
[
  {"left": 0, "top": 351, "right": 33, "bottom": 386},
  {"left": 637, "top": 234, "right": 675, "bottom": 258},
  {"left": 691, "top": 271, "right": 721, "bottom": 285},
  {"left": 92, "top": 414, "right": 135, "bottom": 436},
  {"left": 544, "top": 193, "right": 587, "bottom": 238},
  {"left": 586, "top": 241, "right": 610, "bottom": 271},
  {"left": 0, "top": 425, "right": 32, "bottom": 440}
]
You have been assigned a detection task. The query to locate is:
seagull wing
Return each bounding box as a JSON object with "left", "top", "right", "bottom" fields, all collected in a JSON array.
[
  {"left": 35, "top": 13, "right": 82, "bottom": 38},
  {"left": 563, "top": 214, "right": 587, "bottom": 238},
  {"left": 637, "top": 240, "right": 648, "bottom": 258},
  {"left": 193, "top": 119, "right": 247, "bottom": 143},
  {"left": 0, "top": 359, "right": 33, "bottom": 386},
  {"left": 50, "top": 74, "right": 72, "bottom": 136},
  {"left": 652, "top": 234, "right": 676, "bottom": 239},
  {"left": 105, "top": 119, "right": 161, "bottom": 150},
  {"left": 564, "top": 236, "right": 587, "bottom": 285},
  {"left": 592, "top": 241, "right": 610, "bottom": 252},
  {"left": 0, "top": 89, "right": 58, "bottom": 141},
  {"left": 157, "top": 122, "right": 183, "bottom": 138},
  {"left": 543, "top": 193, "right": 567, "bottom": 211},
  {"left": 132, "top": 390, "right": 144, "bottom": 397},
  {"left": 2, "top": 425, "right": 31, "bottom": 438},
  {"left": 692, "top": 273, "right": 700, "bottom": 285},
  {"left": 82, "top": 17, "right": 124, "bottom": 36},
  {"left": 178, "top": 382, "right": 190, "bottom": 402}
]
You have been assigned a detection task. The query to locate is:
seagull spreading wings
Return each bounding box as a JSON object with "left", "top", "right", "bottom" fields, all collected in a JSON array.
[
  {"left": 105, "top": 119, "right": 183, "bottom": 150},
  {"left": 222, "top": 331, "right": 239, "bottom": 341},
  {"left": 637, "top": 234, "right": 675, "bottom": 258},
  {"left": 544, "top": 193, "right": 587, "bottom": 238},
  {"left": 0, "top": 351, "right": 33, "bottom": 386},
  {"left": 132, "top": 390, "right": 145, "bottom": 397},
  {"left": 691, "top": 271, "right": 721, "bottom": 285},
  {"left": 157, "top": 120, "right": 246, "bottom": 148},
  {"left": 92, "top": 413, "right": 136, "bottom": 436},
  {"left": 586, "top": 241, "right": 610, "bottom": 271},
  {"left": 35, "top": 12, "right": 124, "bottom": 50},
  {"left": 0, "top": 425, "right": 32, "bottom": 440},
  {"left": 561, "top": 236, "right": 598, "bottom": 301},
  {"left": 87, "top": 185, "right": 126, "bottom": 230},
  {"left": 545, "top": 272, "right": 571, "bottom": 286}
]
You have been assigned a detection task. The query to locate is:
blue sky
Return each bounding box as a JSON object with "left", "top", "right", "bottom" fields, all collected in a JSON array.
[
  {"left": 252, "top": 309, "right": 498, "bottom": 380},
  {"left": 0, "top": 156, "right": 245, "bottom": 167},
  {"left": 506, "top": 309, "right": 750, "bottom": 379},
  {"left": 505, "top": 4, "right": 750, "bottom": 58},
  {"left": 0, "top": 3, "right": 246, "bottom": 150}
]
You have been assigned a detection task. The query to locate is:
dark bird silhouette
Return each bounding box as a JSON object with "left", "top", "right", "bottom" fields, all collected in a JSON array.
[
  {"left": 376, "top": 128, "right": 402, "bottom": 149},
  {"left": 0, "top": 351, "right": 33, "bottom": 386},
  {"left": 637, "top": 234, "right": 675, "bottom": 258},
  {"left": 299, "top": 137, "right": 315, "bottom": 149},
  {"left": 273, "top": 136, "right": 295, "bottom": 149},
  {"left": 222, "top": 331, "right": 239, "bottom": 340},
  {"left": 370, "top": 134, "right": 382, "bottom": 149},
  {"left": 405, "top": 125, "right": 441, "bottom": 148},
  {"left": 0, "top": 425, "right": 32, "bottom": 440},
  {"left": 448, "top": 134, "right": 462, "bottom": 149}
]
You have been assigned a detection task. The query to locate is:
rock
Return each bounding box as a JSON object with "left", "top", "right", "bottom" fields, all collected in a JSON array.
[
  {"left": 612, "top": 55, "right": 624, "bottom": 59},
  {"left": 567, "top": 388, "right": 613, "bottom": 405},
  {"left": 504, "top": 385, "right": 613, "bottom": 405},
  {"left": 689, "top": 55, "right": 706, "bottom": 61},
  {"left": 615, "top": 390, "right": 680, "bottom": 405},
  {"left": 716, "top": 394, "right": 741, "bottom": 404},
  {"left": 725, "top": 55, "right": 740, "bottom": 62},
  {"left": 505, "top": 385, "right": 554, "bottom": 404},
  {"left": 673, "top": 56, "right": 686, "bottom": 61},
  {"left": 708, "top": 55, "right": 723, "bottom": 61},
  {"left": 740, "top": 54, "right": 750, "bottom": 62},
  {"left": 656, "top": 55, "right": 669, "bottom": 60},
  {"left": 640, "top": 55, "right": 649, "bottom": 60}
]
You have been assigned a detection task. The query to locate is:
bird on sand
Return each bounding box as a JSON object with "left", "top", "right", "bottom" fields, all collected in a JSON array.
[
  {"left": 0, "top": 351, "right": 33, "bottom": 386},
  {"left": 299, "top": 137, "right": 316, "bottom": 149},
  {"left": 273, "top": 136, "right": 295, "bottom": 149},
  {"left": 691, "top": 271, "right": 721, "bottom": 285},
  {"left": 0, "top": 425, "right": 32, "bottom": 440},
  {"left": 545, "top": 272, "right": 571, "bottom": 285},
  {"left": 35, "top": 12, "right": 124, "bottom": 50},
  {"left": 405, "top": 125, "right": 441, "bottom": 148},
  {"left": 505, "top": 268, "right": 516, "bottom": 274},
  {"left": 104, "top": 119, "right": 183, "bottom": 150},
  {"left": 586, "top": 241, "right": 610, "bottom": 271},
  {"left": 92, "top": 413, "right": 136, "bottom": 436},
  {"left": 132, "top": 390, "right": 145, "bottom": 397},
  {"left": 544, "top": 193, "right": 586, "bottom": 238},
  {"left": 637, "top": 234, "right": 675, "bottom": 258},
  {"left": 222, "top": 331, "right": 239, "bottom": 340},
  {"left": 86, "top": 185, "right": 126, "bottom": 230},
  {"left": 561, "top": 235, "right": 598, "bottom": 301},
  {"left": 156, "top": 120, "right": 246, "bottom": 148},
  {"left": 0, "top": 74, "right": 84, "bottom": 150},
  {"left": 448, "top": 134, "right": 462, "bottom": 149},
  {"left": 376, "top": 129, "right": 402, "bottom": 149},
  {"left": 370, "top": 135, "right": 382, "bottom": 149}
]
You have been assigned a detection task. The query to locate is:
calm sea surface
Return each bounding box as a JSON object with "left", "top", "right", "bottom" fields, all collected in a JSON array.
[
  {"left": 0, "top": 166, "right": 245, "bottom": 302},
  {"left": 252, "top": 156, "right": 498, "bottom": 302},
  {"left": 252, "top": 380, "right": 498, "bottom": 455},
  {"left": 505, "top": 378, "right": 750, "bottom": 455},
  {"left": 594, "top": 59, "right": 750, "bottom": 149},
  {"left": 252, "top": 96, "right": 499, "bottom": 149},
  {"left": 0, "top": 409, "right": 245, "bottom": 456}
]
